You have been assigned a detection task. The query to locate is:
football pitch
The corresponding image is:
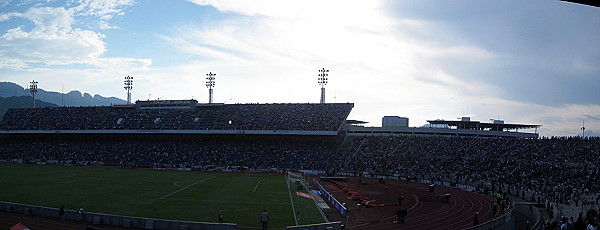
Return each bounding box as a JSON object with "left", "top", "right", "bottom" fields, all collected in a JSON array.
[{"left": 0, "top": 164, "right": 326, "bottom": 229}]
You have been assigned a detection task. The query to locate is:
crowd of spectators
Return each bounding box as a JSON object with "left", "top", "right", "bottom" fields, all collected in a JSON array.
[
  {"left": 0, "top": 103, "right": 353, "bottom": 131},
  {"left": 333, "top": 135, "right": 600, "bottom": 228},
  {"left": 335, "top": 135, "right": 599, "bottom": 199},
  {"left": 2, "top": 103, "right": 599, "bottom": 228},
  {"left": 0, "top": 135, "right": 335, "bottom": 170}
]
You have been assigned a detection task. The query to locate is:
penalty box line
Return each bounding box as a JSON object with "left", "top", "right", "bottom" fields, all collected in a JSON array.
[{"left": 160, "top": 175, "right": 217, "bottom": 199}]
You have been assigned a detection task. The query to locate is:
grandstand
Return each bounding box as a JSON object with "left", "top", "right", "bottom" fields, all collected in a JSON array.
[
  {"left": 1, "top": 100, "right": 599, "bottom": 230},
  {"left": 0, "top": 100, "right": 353, "bottom": 134},
  {"left": 0, "top": 101, "right": 354, "bottom": 170}
]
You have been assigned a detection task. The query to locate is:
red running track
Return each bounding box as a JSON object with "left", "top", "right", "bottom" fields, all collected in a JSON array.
[{"left": 320, "top": 177, "right": 495, "bottom": 230}]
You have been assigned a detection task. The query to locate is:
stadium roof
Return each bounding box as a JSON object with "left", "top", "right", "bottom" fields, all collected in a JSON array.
[
  {"left": 561, "top": 0, "right": 600, "bottom": 8},
  {"left": 347, "top": 120, "right": 369, "bottom": 125},
  {"left": 426, "top": 119, "right": 541, "bottom": 131}
]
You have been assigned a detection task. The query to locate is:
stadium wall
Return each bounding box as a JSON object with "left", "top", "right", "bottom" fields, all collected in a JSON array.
[
  {"left": 312, "top": 179, "right": 347, "bottom": 217},
  {"left": 0, "top": 201, "right": 237, "bottom": 230},
  {"left": 286, "top": 221, "right": 343, "bottom": 230},
  {"left": 511, "top": 197, "right": 542, "bottom": 230},
  {"left": 462, "top": 208, "right": 515, "bottom": 230},
  {"left": 1, "top": 200, "right": 346, "bottom": 230}
]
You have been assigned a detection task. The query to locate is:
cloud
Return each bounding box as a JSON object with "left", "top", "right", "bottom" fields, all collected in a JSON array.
[
  {"left": 187, "top": 0, "right": 344, "bottom": 18},
  {"left": 70, "top": 0, "right": 134, "bottom": 28},
  {"left": 179, "top": 0, "right": 494, "bottom": 88},
  {"left": 516, "top": 104, "right": 600, "bottom": 137},
  {"left": 390, "top": 1, "right": 600, "bottom": 107},
  {"left": 0, "top": 59, "right": 28, "bottom": 69},
  {"left": 90, "top": 57, "right": 152, "bottom": 72},
  {"left": 177, "top": 0, "right": 600, "bottom": 137},
  {"left": 71, "top": 0, "right": 134, "bottom": 18},
  {"left": 0, "top": 0, "right": 11, "bottom": 8},
  {"left": 4, "top": 7, "right": 74, "bottom": 36},
  {"left": 0, "top": 1, "right": 147, "bottom": 70},
  {"left": 583, "top": 115, "right": 600, "bottom": 121},
  {"left": 177, "top": 0, "right": 501, "bottom": 102},
  {"left": 0, "top": 7, "right": 93, "bottom": 68},
  {"left": 0, "top": 13, "right": 15, "bottom": 21},
  {"left": 98, "top": 20, "right": 118, "bottom": 29}
]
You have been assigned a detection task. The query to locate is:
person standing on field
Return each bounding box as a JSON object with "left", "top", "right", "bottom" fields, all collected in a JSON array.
[
  {"left": 59, "top": 205, "right": 65, "bottom": 225},
  {"left": 261, "top": 209, "right": 269, "bottom": 230}
]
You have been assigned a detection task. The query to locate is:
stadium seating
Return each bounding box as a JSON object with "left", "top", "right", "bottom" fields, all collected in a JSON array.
[
  {"left": 0, "top": 103, "right": 353, "bottom": 131},
  {"left": 334, "top": 135, "right": 600, "bottom": 211},
  {"left": 0, "top": 135, "right": 336, "bottom": 170}
]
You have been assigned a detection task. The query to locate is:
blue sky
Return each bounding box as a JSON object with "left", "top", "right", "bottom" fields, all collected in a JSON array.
[{"left": 0, "top": 0, "right": 599, "bottom": 137}]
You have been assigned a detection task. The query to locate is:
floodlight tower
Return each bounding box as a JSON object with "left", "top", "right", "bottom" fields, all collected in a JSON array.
[
  {"left": 124, "top": 76, "right": 133, "bottom": 104},
  {"left": 582, "top": 120, "right": 586, "bottom": 138},
  {"left": 29, "top": 80, "right": 38, "bottom": 108},
  {"left": 318, "top": 68, "right": 329, "bottom": 104},
  {"left": 206, "top": 72, "right": 216, "bottom": 104}
]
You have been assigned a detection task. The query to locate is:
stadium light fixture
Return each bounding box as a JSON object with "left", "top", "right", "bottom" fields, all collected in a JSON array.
[
  {"left": 29, "top": 80, "right": 38, "bottom": 108},
  {"left": 582, "top": 120, "right": 585, "bottom": 138},
  {"left": 206, "top": 72, "right": 216, "bottom": 104},
  {"left": 318, "top": 68, "right": 329, "bottom": 104},
  {"left": 124, "top": 76, "right": 133, "bottom": 104}
]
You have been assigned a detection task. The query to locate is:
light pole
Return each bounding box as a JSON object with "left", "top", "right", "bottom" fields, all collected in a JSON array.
[
  {"left": 318, "top": 68, "right": 329, "bottom": 104},
  {"left": 29, "top": 80, "right": 38, "bottom": 108},
  {"left": 206, "top": 72, "right": 216, "bottom": 104},
  {"left": 124, "top": 76, "right": 133, "bottom": 104},
  {"left": 581, "top": 120, "right": 585, "bottom": 139}
]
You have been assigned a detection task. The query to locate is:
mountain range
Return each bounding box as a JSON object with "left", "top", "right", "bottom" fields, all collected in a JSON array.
[{"left": 0, "top": 81, "right": 127, "bottom": 119}]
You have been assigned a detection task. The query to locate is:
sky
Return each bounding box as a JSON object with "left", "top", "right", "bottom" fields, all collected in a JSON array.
[{"left": 0, "top": 0, "right": 599, "bottom": 137}]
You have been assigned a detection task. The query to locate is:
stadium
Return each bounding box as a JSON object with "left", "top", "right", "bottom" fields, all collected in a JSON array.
[
  {"left": 1, "top": 0, "right": 599, "bottom": 229},
  {"left": 0, "top": 95, "right": 599, "bottom": 230}
]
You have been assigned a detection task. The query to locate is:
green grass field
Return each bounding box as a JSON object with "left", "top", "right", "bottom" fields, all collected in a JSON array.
[{"left": 0, "top": 164, "right": 325, "bottom": 229}]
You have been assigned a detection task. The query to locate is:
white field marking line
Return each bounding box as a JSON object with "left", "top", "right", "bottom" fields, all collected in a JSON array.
[
  {"left": 252, "top": 180, "right": 261, "bottom": 192},
  {"left": 286, "top": 174, "right": 299, "bottom": 226},
  {"left": 173, "top": 180, "right": 194, "bottom": 188},
  {"left": 160, "top": 176, "right": 217, "bottom": 199}
]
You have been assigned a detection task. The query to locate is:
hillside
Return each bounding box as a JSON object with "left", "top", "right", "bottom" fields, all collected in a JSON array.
[
  {"left": 0, "top": 96, "right": 58, "bottom": 119},
  {"left": 0, "top": 82, "right": 126, "bottom": 107}
]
